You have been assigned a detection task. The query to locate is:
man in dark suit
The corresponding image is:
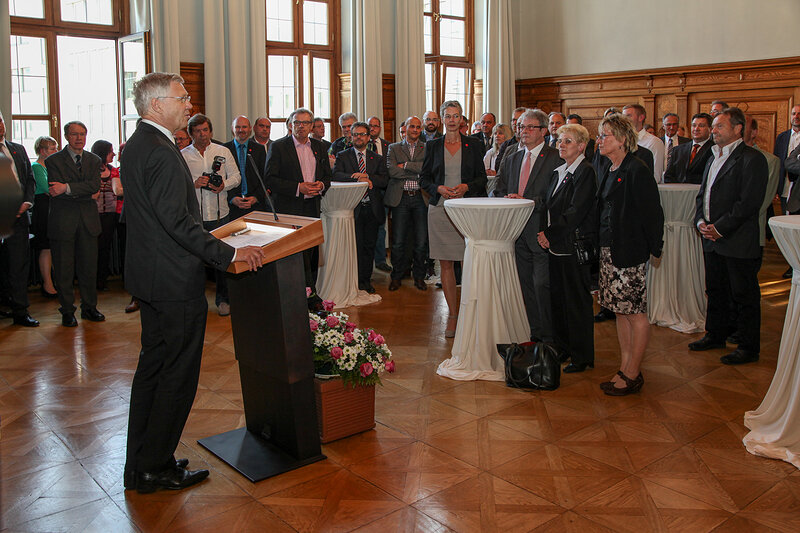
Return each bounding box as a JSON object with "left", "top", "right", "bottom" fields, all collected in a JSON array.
[
  {"left": 496, "top": 107, "right": 528, "bottom": 172},
  {"left": 386, "top": 116, "right": 427, "bottom": 291},
  {"left": 547, "top": 112, "right": 566, "bottom": 148},
  {"left": 689, "top": 107, "right": 767, "bottom": 365},
  {"left": 422, "top": 110, "right": 443, "bottom": 142},
  {"left": 329, "top": 112, "right": 357, "bottom": 160},
  {"left": 774, "top": 105, "right": 800, "bottom": 215},
  {"left": 223, "top": 115, "right": 267, "bottom": 221},
  {"left": 0, "top": 111, "right": 38, "bottom": 326},
  {"left": 265, "top": 107, "right": 332, "bottom": 292},
  {"left": 45, "top": 120, "right": 105, "bottom": 327},
  {"left": 122, "top": 72, "right": 263, "bottom": 494},
  {"left": 312, "top": 117, "right": 332, "bottom": 153},
  {"left": 366, "top": 116, "right": 392, "bottom": 272},
  {"left": 662, "top": 112, "right": 690, "bottom": 176},
  {"left": 663, "top": 113, "right": 714, "bottom": 184},
  {"left": 495, "top": 109, "right": 562, "bottom": 342},
  {"left": 474, "top": 112, "right": 496, "bottom": 150},
  {"left": 252, "top": 116, "right": 273, "bottom": 155},
  {"left": 333, "top": 121, "right": 388, "bottom": 293}
]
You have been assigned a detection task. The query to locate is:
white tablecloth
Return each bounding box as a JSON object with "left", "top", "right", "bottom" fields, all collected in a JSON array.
[
  {"left": 316, "top": 182, "right": 381, "bottom": 308},
  {"left": 646, "top": 184, "right": 706, "bottom": 333},
  {"left": 743, "top": 215, "right": 800, "bottom": 468},
  {"left": 437, "top": 198, "right": 534, "bottom": 381}
]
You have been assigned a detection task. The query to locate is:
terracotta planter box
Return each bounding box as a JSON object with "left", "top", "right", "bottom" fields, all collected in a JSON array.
[{"left": 314, "top": 377, "right": 376, "bottom": 444}]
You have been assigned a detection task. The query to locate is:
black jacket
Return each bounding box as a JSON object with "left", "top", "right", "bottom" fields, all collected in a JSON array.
[
  {"left": 543, "top": 159, "right": 597, "bottom": 255},
  {"left": 663, "top": 139, "right": 714, "bottom": 184},
  {"left": 265, "top": 135, "right": 332, "bottom": 217},
  {"left": 419, "top": 134, "right": 487, "bottom": 205},
  {"left": 332, "top": 147, "right": 389, "bottom": 223}
]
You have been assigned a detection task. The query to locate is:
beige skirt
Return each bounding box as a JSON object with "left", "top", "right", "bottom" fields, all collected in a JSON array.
[{"left": 428, "top": 203, "right": 465, "bottom": 261}]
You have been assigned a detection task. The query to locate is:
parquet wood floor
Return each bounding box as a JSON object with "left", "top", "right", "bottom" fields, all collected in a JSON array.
[{"left": 0, "top": 241, "right": 796, "bottom": 532}]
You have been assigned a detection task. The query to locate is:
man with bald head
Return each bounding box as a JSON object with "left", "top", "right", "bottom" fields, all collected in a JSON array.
[
  {"left": 252, "top": 117, "right": 272, "bottom": 153},
  {"left": 223, "top": 115, "right": 267, "bottom": 220}
]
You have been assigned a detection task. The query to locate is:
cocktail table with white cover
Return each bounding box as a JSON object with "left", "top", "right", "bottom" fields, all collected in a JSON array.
[
  {"left": 743, "top": 215, "right": 800, "bottom": 468},
  {"left": 437, "top": 198, "right": 534, "bottom": 381},
  {"left": 316, "top": 181, "right": 381, "bottom": 308},
  {"left": 647, "top": 183, "right": 706, "bottom": 333}
]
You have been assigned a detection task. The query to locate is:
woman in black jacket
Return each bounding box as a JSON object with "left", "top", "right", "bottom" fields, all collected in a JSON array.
[{"left": 595, "top": 113, "right": 664, "bottom": 395}]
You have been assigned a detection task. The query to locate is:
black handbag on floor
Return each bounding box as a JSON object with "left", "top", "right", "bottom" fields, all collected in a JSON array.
[{"left": 497, "top": 342, "right": 561, "bottom": 391}]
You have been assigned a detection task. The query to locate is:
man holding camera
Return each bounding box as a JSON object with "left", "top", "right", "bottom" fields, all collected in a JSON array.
[{"left": 182, "top": 113, "right": 240, "bottom": 316}]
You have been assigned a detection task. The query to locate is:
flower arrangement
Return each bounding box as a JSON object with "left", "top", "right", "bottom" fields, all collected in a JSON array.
[{"left": 308, "top": 298, "right": 395, "bottom": 387}]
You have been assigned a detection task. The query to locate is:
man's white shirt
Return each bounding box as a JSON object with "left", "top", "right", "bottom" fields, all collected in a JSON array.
[
  {"left": 638, "top": 129, "right": 665, "bottom": 182},
  {"left": 182, "top": 143, "right": 241, "bottom": 221}
]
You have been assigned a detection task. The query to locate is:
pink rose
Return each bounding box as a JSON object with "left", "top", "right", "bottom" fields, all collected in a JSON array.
[
  {"left": 344, "top": 332, "right": 354, "bottom": 343},
  {"left": 345, "top": 322, "right": 357, "bottom": 332},
  {"left": 331, "top": 346, "right": 343, "bottom": 360},
  {"left": 306, "top": 287, "right": 312, "bottom": 297},
  {"left": 322, "top": 300, "right": 335, "bottom": 311},
  {"left": 367, "top": 330, "right": 377, "bottom": 342},
  {"left": 326, "top": 315, "right": 339, "bottom": 328},
  {"left": 374, "top": 334, "right": 385, "bottom": 345},
  {"left": 359, "top": 362, "right": 374, "bottom": 377},
  {"left": 385, "top": 360, "right": 395, "bottom": 373},
  {"left": 309, "top": 319, "right": 318, "bottom": 331}
]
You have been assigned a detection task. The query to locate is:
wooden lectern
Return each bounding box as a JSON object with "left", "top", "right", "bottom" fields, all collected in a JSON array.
[{"left": 197, "top": 211, "right": 327, "bottom": 482}]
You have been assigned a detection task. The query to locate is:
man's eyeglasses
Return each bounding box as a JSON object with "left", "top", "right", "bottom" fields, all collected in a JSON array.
[
  {"left": 520, "top": 125, "right": 546, "bottom": 131},
  {"left": 293, "top": 120, "right": 313, "bottom": 127},
  {"left": 352, "top": 132, "right": 369, "bottom": 137},
  {"left": 157, "top": 95, "right": 191, "bottom": 103}
]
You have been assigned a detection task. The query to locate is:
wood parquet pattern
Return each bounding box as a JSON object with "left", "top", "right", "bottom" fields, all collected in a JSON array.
[{"left": 0, "top": 242, "right": 797, "bottom": 532}]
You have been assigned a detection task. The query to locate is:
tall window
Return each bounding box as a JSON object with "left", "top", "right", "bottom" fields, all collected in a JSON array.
[
  {"left": 424, "top": 0, "right": 474, "bottom": 120},
  {"left": 266, "top": 0, "right": 338, "bottom": 140}
]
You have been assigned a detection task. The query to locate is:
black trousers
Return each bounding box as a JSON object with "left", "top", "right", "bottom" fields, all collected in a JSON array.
[
  {"left": 97, "top": 212, "right": 118, "bottom": 285},
  {"left": 703, "top": 250, "right": 761, "bottom": 353},
  {"left": 355, "top": 203, "right": 379, "bottom": 285},
  {"left": 516, "top": 238, "right": 553, "bottom": 341},
  {"left": 203, "top": 217, "right": 229, "bottom": 305},
  {"left": 51, "top": 221, "right": 98, "bottom": 313},
  {"left": 125, "top": 296, "right": 207, "bottom": 473},
  {"left": 0, "top": 217, "right": 31, "bottom": 315},
  {"left": 549, "top": 253, "right": 594, "bottom": 365}
]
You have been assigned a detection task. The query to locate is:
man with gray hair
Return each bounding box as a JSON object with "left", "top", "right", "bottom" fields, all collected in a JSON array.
[
  {"left": 329, "top": 111, "right": 358, "bottom": 159},
  {"left": 122, "top": 72, "right": 263, "bottom": 494}
]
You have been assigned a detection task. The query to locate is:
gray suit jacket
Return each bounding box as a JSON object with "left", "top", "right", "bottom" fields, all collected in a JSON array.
[
  {"left": 385, "top": 139, "right": 426, "bottom": 207},
  {"left": 44, "top": 147, "right": 103, "bottom": 239},
  {"left": 784, "top": 143, "right": 800, "bottom": 213}
]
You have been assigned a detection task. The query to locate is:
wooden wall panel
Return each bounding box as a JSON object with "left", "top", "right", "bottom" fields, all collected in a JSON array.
[
  {"left": 180, "top": 62, "right": 206, "bottom": 118},
  {"left": 516, "top": 56, "right": 800, "bottom": 149},
  {"left": 337, "top": 73, "right": 398, "bottom": 143}
]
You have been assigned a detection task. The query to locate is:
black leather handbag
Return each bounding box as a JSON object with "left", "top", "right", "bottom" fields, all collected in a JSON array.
[
  {"left": 498, "top": 342, "right": 561, "bottom": 391},
  {"left": 573, "top": 229, "right": 598, "bottom": 266}
]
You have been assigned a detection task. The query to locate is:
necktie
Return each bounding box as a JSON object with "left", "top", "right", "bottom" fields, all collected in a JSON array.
[
  {"left": 689, "top": 144, "right": 699, "bottom": 164},
  {"left": 358, "top": 151, "right": 366, "bottom": 174},
  {"left": 75, "top": 154, "right": 81, "bottom": 171},
  {"left": 237, "top": 144, "right": 248, "bottom": 195},
  {"left": 666, "top": 137, "right": 674, "bottom": 169},
  {"left": 518, "top": 152, "right": 533, "bottom": 196}
]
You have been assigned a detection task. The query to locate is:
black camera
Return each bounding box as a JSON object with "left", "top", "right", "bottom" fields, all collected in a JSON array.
[{"left": 202, "top": 156, "right": 225, "bottom": 190}]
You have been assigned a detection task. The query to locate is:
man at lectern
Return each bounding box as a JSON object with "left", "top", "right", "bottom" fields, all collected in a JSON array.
[{"left": 121, "top": 72, "right": 264, "bottom": 494}]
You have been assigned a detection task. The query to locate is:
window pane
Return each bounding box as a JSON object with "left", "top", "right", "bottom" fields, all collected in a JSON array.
[
  {"left": 439, "top": 18, "right": 465, "bottom": 56},
  {"left": 10, "top": 36, "right": 49, "bottom": 115},
  {"left": 10, "top": 0, "right": 44, "bottom": 18},
  {"left": 423, "top": 0, "right": 432, "bottom": 11},
  {"left": 121, "top": 38, "right": 147, "bottom": 117},
  {"left": 266, "top": 0, "right": 293, "bottom": 42},
  {"left": 303, "top": 1, "right": 328, "bottom": 46},
  {"left": 444, "top": 66, "right": 470, "bottom": 117},
  {"left": 57, "top": 36, "right": 119, "bottom": 147},
  {"left": 439, "top": 0, "right": 465, "bottom": 17},
  {"left": 425, "top": 63, "right": 435, "bottom": 112},
  {"left": 123, "top": 119, "right": 138, "bottom": 142},
  {"left": 323, "top": 121, "right": 331, "bottom": 141},
  {"left": 268, "top": 55, "right": 297, "bottom": 119},
  {"left": 424, "top": 15, "right": 432, "bottom": 55},
  {"left": 313, "top": 58, "right": 330, "bottom": 118},
  {"left": 271, "top": 121, "right": 288, "bottom": 140},
  {"left": 60, "top": 0, "right": 113, "bottom": 25},
  {"left": 11, "top": 120, "right": 51, "bottom": 162}
]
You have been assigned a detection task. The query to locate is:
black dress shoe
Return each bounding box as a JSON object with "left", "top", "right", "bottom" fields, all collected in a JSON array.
[
  {"left": 40, "top": 287, "right": 58, "bottom": 299},
  {"left": 726, "top": 333, "right": 741, "bottom": 345},
  {"left": 125, "top": 459, "right": 190, "bottom": 490},
  {"left": 13, "top": 314, "right": 39, "bottom": 327},
  {"left": 365, "top": 283, "right": 376, "bottom": 294},
  {"left": 136, "top": 466, "right": 209, "bottom": 494},
  {"left": 413, "top": 278, "right": 427, "bottom": 291},
  {"left": 594, "top": 308, "right": 616, "bottom": 322},
  {"left": 375, "top": 262, "right": 392, "bottom": 273},
  {"left": 175, "top": 458, "right": 189, "bottom": 469},
  {"left": 80, "top": 308, "right": 106, "bottom": 322},
  {"left": 388, "top": 279, "right": 401, "bottom": 291},
  {"left": 688, "top": 334, "right": 725, "bottom": 351},
  {"left": 564, "top": 362, "right": 594, "bottom": 373},
  {"left": 720, "top": 349, "right": 759, "bottom": 365},
  {"left": 783, "top": 267, "right": 793, "bottom": 279},
  {"left": 62, "top": 313, "right": 77, "bottom": 327}
]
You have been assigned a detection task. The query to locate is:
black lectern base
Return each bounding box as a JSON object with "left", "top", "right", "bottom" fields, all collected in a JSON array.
[{"left": 198, "top": 427, "right": 326, "bottom": 483}]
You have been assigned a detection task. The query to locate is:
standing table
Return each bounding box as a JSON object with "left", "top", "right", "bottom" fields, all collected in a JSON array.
[
  {"left": 647, "top": 183, "right": 706, "bottom": 333},
  {"left": 743, "top": 215, "right": 800, "bottom": 468},
  {"left": 316, "top": 182, "right": 381, "bottom": 308},
  {"left": 437, "top": 198, "right": 534, "bottom": 381}
]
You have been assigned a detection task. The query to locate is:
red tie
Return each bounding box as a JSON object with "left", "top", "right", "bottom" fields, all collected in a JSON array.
[
  {"left": 689, "top": 144, "right": 699, "bottom": 164},
  {"left": 518, "top": 152, "right": 533, "bottom": 196}
]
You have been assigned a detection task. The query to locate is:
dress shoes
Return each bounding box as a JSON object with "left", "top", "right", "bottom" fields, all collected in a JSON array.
[
  {"left": 125, "top": 298, "right": 140, "bottom": 313},
  {"left": 603, "top": 372, "right": 644, "bottom": 396},
  {"left": 359, "top": 282, "right": 376, "bottom": 294},
  {"left": 135, "top": 466, "right": 209, "bottom": 494},
  {"left": 388, "top": 279, "right": 401, "bottom": 291},
  {"left": 81, "top": 308, "right": 106, "bottom": 322},
  {"left": 124, "top": 459, "right": 191, "bottom": 490},
  {"left": 564, "top": 362, "right": 593, "bottom": 373},
  {"left": 688, "top": 335, "right": 725, "bottom": 351},
  {"left": 414, "top": 278, "right": 427, "bottom": 291},
  {"left": 720, "top": 349, "right": 759, "bottom": 365},
  {"left": 726, "top": 333, "right": 741, "bottom": 345},
  {"left": 61, "top": 313, "right": 77, "bottom": 327},
  {"left": 13, "top": 314, "right": 39, "bottom": 327},
  {"left": 594, "top": 308, "right": 616, "bottom": 322},
  {"left": 783, "top": 267, "right": 793, "bottom": 279},
  {"left": 375, "top": 262, "right": 392, "bottom": 273}
]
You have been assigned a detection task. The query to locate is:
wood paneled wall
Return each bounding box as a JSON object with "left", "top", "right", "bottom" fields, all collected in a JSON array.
[
  {"left": 515, "top": 56, "right": 800, "bottom": 152},
  {"left": 337, "top": 73, "right": 398, "bottom": 142},
  {"left": 180, "top": 62, "right": 206, "bottom": 118}
]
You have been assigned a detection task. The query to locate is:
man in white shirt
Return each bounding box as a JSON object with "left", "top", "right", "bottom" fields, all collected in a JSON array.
[
  {"left": 622, "top": 104, "right": 665, "bottom": 182},
  {"left": 182, "top": 113, "right": 240, "bottom": 316}
]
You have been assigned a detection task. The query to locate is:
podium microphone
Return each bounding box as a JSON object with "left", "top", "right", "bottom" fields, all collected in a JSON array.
[{"left": 246, "top": 153, "right": 279, "bottom": 221}]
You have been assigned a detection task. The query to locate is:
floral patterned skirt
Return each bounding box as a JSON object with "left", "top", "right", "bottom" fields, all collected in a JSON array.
[{"left": 598, "top": 247, "right": 648, "bottom": 315}]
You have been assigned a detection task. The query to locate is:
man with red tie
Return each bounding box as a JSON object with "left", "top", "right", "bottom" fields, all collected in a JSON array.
[{"left": 663, "top": 113, "right": 715, "bottom": 184}]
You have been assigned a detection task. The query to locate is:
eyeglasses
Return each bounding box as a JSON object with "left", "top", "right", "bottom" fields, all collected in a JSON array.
[
  {"left": 157, "top": 95, "right": 191, "bottom": 103},
  {"left": 352, "top": 132, "right": 369, "bottom": 137},
  {"left": 520, "top": 125, "right": 546, "bottom": 131},
  {"left": 596, "top": 133, "right": 614, "bottom": 140},
  {"left": 293, "top": 120, "right": 313, "bottom": 127}
]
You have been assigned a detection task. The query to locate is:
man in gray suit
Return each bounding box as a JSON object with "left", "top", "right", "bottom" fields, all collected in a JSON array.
[
  {"left": 45, "top": 121, "right": 105, "bottom": 327},
  {"left": 495, "top": 109, "right": 562, "bottom": 341},
  {"left": 386, "top": 116, "right": 428, "bottom": 291}
]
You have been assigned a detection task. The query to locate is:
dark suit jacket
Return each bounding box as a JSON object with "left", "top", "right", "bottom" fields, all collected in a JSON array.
[
  {"left": 543, "top": 159, "right": 597, "bottom": 255},
  {"left": 329, "top": 136, "right": 351, "bottom": 156},
  {"left": 419, "top": 134, "right": 487, "bottom": 205},
  {"left": 45, "top": 147, "right": 103, "bottom": 239},
  {"left": 222, "top": 138, "right": 267, "bottom": 219},
  {"left": 385, "top": 139, "right": 426, "bottom": 207},
  {"left": 597, "top": 152, "right": 664, "bottom": 267},
  {"left": 368, "top": 137, "right": 390, "bottom": 157},
  {"left": 773, "top": 129, "right": 798, "bottom": 199},
  {"left": 663, "top": 139, "right": 714, "bottom": 184},
  {"left": 694, "top": 141, "right": 768, "bottom": 259},
  {"left": 584, "top": 138, "right": 596, "bottom": 161},
  {"left": 332, "top": 147, "right": 389, "bottom": 223},
  {"left": 664, "top": 135, "right": 690, "bottom": 147},
  {"left": 265, "top": 135, "right": 332, "bottom": 217},
  {"left": 783, "top": 143, "right": 800, "bottom": 213},
  {"left": 495, "top": 143, "right": 563, "bottom": 248},
  {"left": 3, "top": 140, "right": 35, "bottom": 222},
  {"left": 592, "top": 146, "right": 654, "bottom": 187},
  {"left": 120, "top": 122, "right": 234, "bottom": 302},
  {"left": 474, "top": 131, "right": 493, "bottom": 150}
]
